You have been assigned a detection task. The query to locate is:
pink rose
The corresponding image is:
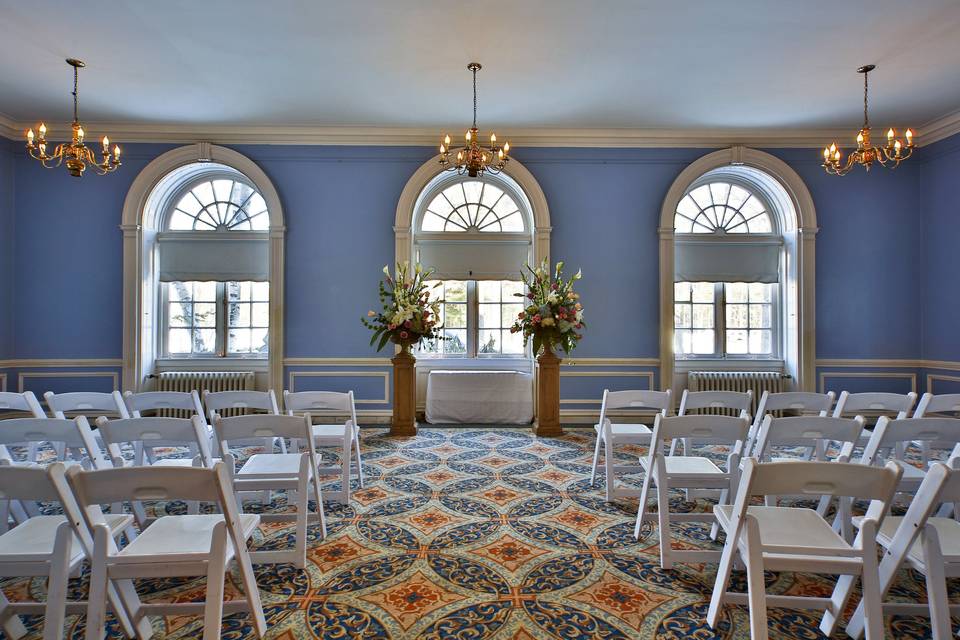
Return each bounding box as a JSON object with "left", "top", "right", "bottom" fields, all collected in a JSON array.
[
  {"left": 388, "top": 323, "right": 396, "bottom": 330},
  {"left": 400, "top": 331, "right": 409, "bottom": 339},
  {"left": 527, "top": 293, "right": 535, "bottom": 299},
  {"left": 404, "top": 320, "right": 412, "bottom": 328},
  {"left": 532, "top": 314, "right": 542, "bottom": 324},
  {"left": 551, "top": 283, "right": 558, "bottom": 290}
]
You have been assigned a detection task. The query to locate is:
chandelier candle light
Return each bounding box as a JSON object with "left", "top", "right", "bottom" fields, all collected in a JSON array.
[
  {"left": 439, "top": 63, "right": 511, "bottom": 178},
  {"left": 821, "top": 64, "right": 914, "bottom": 176},
  {"left": 25, "top": 59, "right": 121, "bottom": 177}
]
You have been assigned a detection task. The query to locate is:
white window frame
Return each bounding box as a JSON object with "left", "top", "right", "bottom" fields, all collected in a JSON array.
[{"left": 674, "top": 281, "right": 781, "bottom": 361}]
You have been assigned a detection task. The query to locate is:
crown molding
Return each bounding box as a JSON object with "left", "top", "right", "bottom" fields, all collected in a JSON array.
[{"left": 0, "top": 111, "right": 957, "bottom": 149}]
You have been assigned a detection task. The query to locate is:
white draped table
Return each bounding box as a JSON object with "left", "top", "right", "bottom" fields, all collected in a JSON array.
[{"left": 425, "top": 370, "right": 534, "bottom": 424}]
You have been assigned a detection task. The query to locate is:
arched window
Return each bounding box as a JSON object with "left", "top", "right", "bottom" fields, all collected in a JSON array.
[
  {"left": 672, "top": 173, "right": 783, "bottom": 359},
  {"left": 412, "top": 174, "right": 533, "bottom": 358},
  {"left": 155, "top": 164, "right": 271, "bottom": 359}
]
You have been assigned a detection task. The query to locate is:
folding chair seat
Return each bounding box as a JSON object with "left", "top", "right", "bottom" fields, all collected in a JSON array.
[
  {"left": 588, "top": 389, "right": 671, "bottom": 501},
  {"left": 707, "top": 459, "right": 901, "bottom": 640},
  {"left": 215, "top": 413, "right": 326, "bottom": 568},
  {"left": 846, "top": 462, "right": 960, "bottom": 639},
  {"left": 746, "top": 390, "right": 834, "bottom": 458},
  {"left": 284, "top": 390, "right": 364, "bottom": 503},
  {"left": 0, "top": 464, "right": 137, "bottom": 640},
  {"left": 66, "top": 463, "right": 266, "bottom": 640},
  {"left": 634, "top": 412, "right": 750, "bottom": 568}
]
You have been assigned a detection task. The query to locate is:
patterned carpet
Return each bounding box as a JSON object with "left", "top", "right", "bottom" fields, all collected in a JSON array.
[{"left": 4, "top": 427, "right": 952, "bottom": 639}]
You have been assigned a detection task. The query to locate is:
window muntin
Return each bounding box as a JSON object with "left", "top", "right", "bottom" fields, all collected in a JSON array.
[
  {"left": 166, "top": 178, "right": 269, "bottom": 231},
  {"left": 162, "top": 281, "right": 269, "bottom": 358},
  {"left": 418, "top": 279, "right": 526, "bottom": 358},
  {"left": 674, "top": 281, "right": 777, "bottom": 358},
  {"left": 674, "top": 182, "right": 773, "bottom": 234},
  {"left": 420, "top": 181, "right": 524, "bottom": 233}
]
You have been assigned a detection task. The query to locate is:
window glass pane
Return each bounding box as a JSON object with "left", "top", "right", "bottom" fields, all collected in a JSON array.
[
  {"left": 747, "top": 214, "right": 772, "bottom": 233},
  {"left": 691, "top": 330, "right": 715, "bottom": 354},
  {"left": 749, "top": 329, "right": 772, "bottom": 354},
  {"left": 674, "top": 181, "right": 773, "bottom": 235},
  {"left": 422, "top": 212, "right": 446, "bottom": 232},
  {"left": 193, "top": 303, "right": 217, "bottom": 327},
  {"left": 709, "top": 182, "right": 730, "bottom": 205},
  {"left": 168, "top": 329, "right": 192, "bottom": 354},
  {"left": 478, "top": 329, "right": 500, "bottom": 354},
  {"left": 689, "top": 185, "right": 712, "bottom": 210},
  {"left": 726, "top": 282, "right": 748, "bottom": 303},
  {"left": 726, "top": 304, "right": 748, "bottom": 329},
  {"left": 194, "top": 281, "right": 217, "bottom": 301},
  {"left": 443, "top": 330, "right": 467, "bottom": 354},
  {"left": 498, "top": 212, "right": 524, "bottom": 232},
  {"left": 228, "top": 329, "right": 251, "bottom": 353},
  {"left": 478, "top": 281, "right": 500, "bottom": 303},
  {"left": 444, "top": 304, "right": 466, "bottom": 329},
  {"left": 674, "top": 281, "right": 692, "bottom": 301},
  {"left": 748, "top": 282, "right": 771, "bottom": 302},
  {"left": 749, "top": 304, "right": 771, "bottom": 328},
  {"left": 502, "top": 329, "right": 524, "bottom": 355},
  {"left": 675, "top": 329, "right": 692, "bottom": 354},
  {"left": 478, "top": 304, "right": 499, "bottom": 328},
  {"left": 502, "top": 303, "right": 523, "bottom": 327},
  {"left": 252, "top": 282, "right": 269, "bottom": 300},
  {"left": 252, "top": 302, "right": 269, "bottom": 326},
  {"left": 194, "top": 329, "right": 216, "bottom": 354},
  {"left": 674, "top": 304, "right": 691, "bottom": 328},
  {"left": 444, "top": 281, "right": 467, "bottom": 303},
  {"left": 692, "top": 304, "right": 714, "bottom": 328},
  {"left": 250, "top": 328, "right": 269, "bottom": 354},
  {"left": 726, "top": 330, "right": 748, "bottom": 354},
  {"left": 691, "top": 282, "right": 714, "bottom": 303},
  {"left": 502, "top": 280, "right": 524, "bottom": 298}
]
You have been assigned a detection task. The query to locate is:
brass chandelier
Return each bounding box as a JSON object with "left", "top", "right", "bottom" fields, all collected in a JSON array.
[
  {"left": 439, "top": 63, "right": 511, "bottom": 177},
  {"left": 822, "top": 64, "right": 914, "bottom": 176},
  {"left": 25, "top": 58, "right": 121, "bottom": 177}
]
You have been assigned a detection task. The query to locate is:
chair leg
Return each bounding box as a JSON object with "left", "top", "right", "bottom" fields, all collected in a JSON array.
[
  {"left": 341, "top": 429, "right": 352, "bottom": 503},
  {"left": 85, "top": 525, "right": 111, "bottom": 640},
  {"left": 202, "top": 523, "right": 228, "bottom": 640},
  {"left": 589, "top": 428, "right": 603, "bottom": 487},
  {"left": 353, "top": 427, "right": 365, "bottom": 489},
  {"left": 742, "top": 515, "right": 769, "bottom": 640},
  {"left": 634, "top": 464, "right": 653, "bottom": 539},
  {"left": 603, "top": 430, "right": 616, "bottom": 502},
  {"left": 0, "top": 590, "right": 27, "bottom": 640},
  {"left": 234, "top": 544, "right": 267, "bottom": 639},
  {"left": 294, "top": 472, "right": 309, "bottom": 569},
  {"left": 921, "top": 526, "right": 952, "bottom": 640},
  {"left": 43, "top": 522, "right": 73, "bottom": 640},
  {"left": 311, "top": 466, "right": 328, "bottom": 539},
  {"left": 656, "top": 474, "right": 673, "bottom": 569},
  {"left": 706, "top": 520, "right": 738, "bottom": 628},
  {"left": 857, "top": 526, "right": 884, "bottom": 640}
]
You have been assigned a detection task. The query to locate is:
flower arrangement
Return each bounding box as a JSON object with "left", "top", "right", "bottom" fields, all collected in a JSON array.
[
  {"left": 362, "top": 263, "right": 444, "bottom": 352},
  {"left": 510, "top": 259, "right": 584, "bottom": 356}
]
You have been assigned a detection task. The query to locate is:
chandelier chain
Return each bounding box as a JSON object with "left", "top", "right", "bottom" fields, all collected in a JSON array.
[
  {"left": 863, "top": 69, "right": 869, "bottom": 129},
  {"left": 73, "top": 64, "right": 79, "bottom": 123},
  {"left": 472, "top": 65, "right": 478, "bottom": 130}
]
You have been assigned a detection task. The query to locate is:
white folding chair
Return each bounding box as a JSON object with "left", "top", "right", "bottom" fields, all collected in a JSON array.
[
  {"left": 66, "top": 463, "right": 266, "bottom": 640},
  {"left": 0, "top": 417, "right": 108, "bottom": 472},
  {"left": 846, "top": 462, "right": 960, "bottom": 640},
  {"left": 833, "top": 391, "right": 917, "bottom": 455},
  {"left": 284, "top": 390, "right": 363, "bottom": 503},
  {"left": 204, "top": 390, "right": 286, "bottom": 455},
  {"left": 124, "top": 390, "right": 208, "bottom": 463},
  {"left": 0, "top": 464, "right": 138, "bottom": 640},
  {"left": 589, "top": 389, "right": 671, "bottom": 501},
  {"left": 670, "top": 389, "right": 752, "bottom": 456},
  {"left": 634, "top": 412, "right": 750, "bottom": 568},
  {"left": 746, "top": 391, "right": 835, "bottom": 458},
  {"left": 215, "top": 414, "right": 326, "bottom": 568},
  {"left": 44, "top": 390, "right": 129, "bottom": 461},
  {"left": 860, "top": 416, "right": 960, "bottom": 496},
  {"left": 96, "top": 416, "right": 217, "bottom": 525},
  {"left": 0, "top": 391, "right": 47, "bottom": 463},
  {"left": 707, "top": 459, "right": 901, "bottom": 640},
  {"left": 914, "top": 392, "right": 960, "bottom": 418}
]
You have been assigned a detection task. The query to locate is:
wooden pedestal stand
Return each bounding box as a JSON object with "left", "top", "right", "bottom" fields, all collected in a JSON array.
[
  {"left": 533, "top": 345, "right": 563, "bottom": 437},
  {"left": 391, "top": 344, "right": 417, "bottom": 436}
]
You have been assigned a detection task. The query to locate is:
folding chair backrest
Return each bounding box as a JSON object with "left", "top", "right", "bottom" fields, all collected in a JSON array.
[
  {"left": 283, "top": 390, "right": 357, "bottom": 422},
  {"left": 599, "top": 389, "right": 671, "bottom": 423},
  {"left": 44, "top": 391, "right": 129, "bottom": 420},
  {"left": 0, "top": 391, "right": 47, "bottom": 418},
  {"left": 124, "top": 390, "right": 205, "bottom": 422},
  {"left": 0, "top": 417, "right": 103, "bottom": 464},
  {"left": 653, "top": 413, "right": 750, "bottom": 446},
  {"left": 66, "top": 464, "right": 227, "bottom": 509},
  {"left": 95, "top": 416, "right": 212, "bottom": 462},
  {"left": 0, "top": 464, "right": 62, "bottom": 502},
  {"left": 832, "top": 391, "right": 916, "bottom": 419},
  {"left": 753, "top": 391, "right": 834, "bottom": 428},
  {"left": 679, "top": 390, "right": 752, "bottom": 417},
  {"left": 862, "top": 417, "right": 960, "bottom": 464},
  {"left": 739, "top": 458, "right": 901, "bottom": 504},
  {"left": 204, "top": 390, "right": 279, "bottom": 422},
  {"left": 754, "top": 415, "right": 863, "bottom": 459},
  {"left": 214, "top": 413, "right": 311, "bottom": 451},
  {"left": 914, "top": 392, "right": 960, "bottom": 418}
]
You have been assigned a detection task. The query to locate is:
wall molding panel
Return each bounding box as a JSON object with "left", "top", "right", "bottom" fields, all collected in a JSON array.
[
  {"left": 18, "top": 371, "right": 120, "bottom": 394},
  {"left": 287, "top": 370, "right": 390, "bottom": 405},
  {"left": 927, "top": 374, "right": 960, "bottom": 394}
]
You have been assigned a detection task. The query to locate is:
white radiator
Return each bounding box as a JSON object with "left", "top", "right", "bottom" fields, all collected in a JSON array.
[
  {"left": 687, "top": 371, "right": 786, "bottom": 414},
  {"left": 155, "top": 371, "right": 254, "bottom": 417}
]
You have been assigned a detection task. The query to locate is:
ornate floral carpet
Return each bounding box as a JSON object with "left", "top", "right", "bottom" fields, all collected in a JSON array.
[{"left": 5, "top": 427, "right": 952, "bottom": 638}]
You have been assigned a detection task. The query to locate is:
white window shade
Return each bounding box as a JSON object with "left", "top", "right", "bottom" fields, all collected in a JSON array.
[
  {"left": 417, "top": 239, "right": 530, "bottom": 280},
  {"left": 157, "top": 234, "right": 269, "bottom": 282},
  {"left": 675, "top": 238, "right": 781, "bottom": 283}
]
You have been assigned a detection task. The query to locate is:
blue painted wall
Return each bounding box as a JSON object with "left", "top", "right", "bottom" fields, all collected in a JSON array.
[
  {"left": 922, "top": 133, "right": 960, "bottom": 363},
  {"left": 2, "top": 139, "right": 952, "bottom": 398},
  {"left": 0, "top": 139, "right": 14, "bottom": 362}
]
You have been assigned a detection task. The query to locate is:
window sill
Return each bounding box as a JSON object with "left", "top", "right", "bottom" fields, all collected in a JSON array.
[
  {"left": 156, "top": 358, "right": 269, "bottom": 372},
  {"left": 674, "top": 358, "right": 784, "bottom": 373},
  {"left": 415, "top": 357, "right": 533, "bottom": 372}
]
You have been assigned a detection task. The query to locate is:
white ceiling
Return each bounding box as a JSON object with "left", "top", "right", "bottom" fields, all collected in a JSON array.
[{"left": 1, "top": 0, "right": 959, "bottom": 140}]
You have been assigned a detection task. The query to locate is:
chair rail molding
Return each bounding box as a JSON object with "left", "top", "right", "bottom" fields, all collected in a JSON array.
[
  {"left": 659, "top": 146, "right": 818, "bottom": 392},
  {"left": 120, "top": 144, "right": 285, "bottom": 393}
]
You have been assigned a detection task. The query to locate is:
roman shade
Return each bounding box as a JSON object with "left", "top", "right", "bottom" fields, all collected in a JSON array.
[
  {"left": 157, "top": 234, "right": 270, "bottom": 282},
  {"left": 416, "top": 239, "right": 530, "bottom": 281},
  {"left": 674, "top": 238, "right": 781, "bottom": 283}
]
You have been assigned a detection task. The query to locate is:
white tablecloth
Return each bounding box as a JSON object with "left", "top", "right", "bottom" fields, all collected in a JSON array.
[{"left": 426, "top": 370, "right": 534, "bottom": 424}]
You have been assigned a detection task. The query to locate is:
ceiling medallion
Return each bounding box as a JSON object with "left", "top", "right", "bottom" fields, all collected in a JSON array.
[
  {"left": 439, "top": 63, "right": 511, "bottom": 178},
  {"left": 821, "top": 64, "right": 914, "bottom": 176},
  {"left": 25, "top": 58, "right": 121, "bottom": 177}
]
